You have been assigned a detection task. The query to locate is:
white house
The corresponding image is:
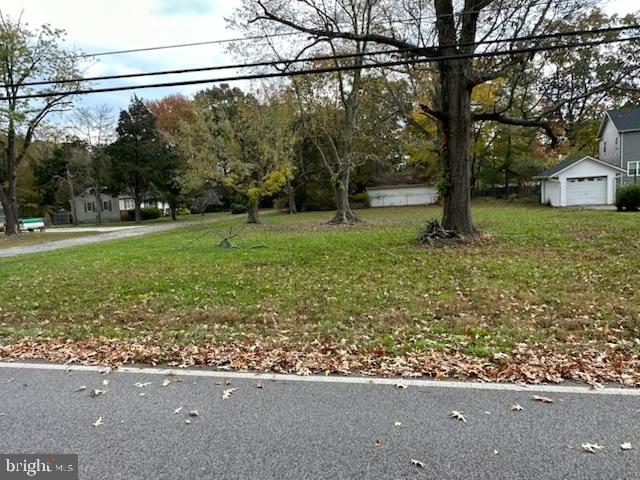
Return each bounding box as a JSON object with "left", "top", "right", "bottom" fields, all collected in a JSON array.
[
  {"left": 366, "top": 184, "right": 438, "bottom": 207},
  {"left": 534, "top": 156, "right": 625, "bottom": 207},
  {"left": 71, "top": 190, "right": 170, "bottom": 223}
]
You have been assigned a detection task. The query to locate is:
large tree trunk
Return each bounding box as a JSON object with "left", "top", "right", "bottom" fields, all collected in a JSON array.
[
  {"left": 0, "top": 183, "right": 19, "bottom": 236},
  {"left": 286, "top": 178, "right": 297, "bottom": 214},
  {"left": 133, "top": 194, "right": 142, "bottom": 223},
  {"left": 439, "top": 66, "right": 476, "bottom": 236},
  {"left": 169, "top": 197, "right": 178, "bottom": 221},
  {"left": 331, "top": 168, "right": 358, "bottom": 224},
  {"left": 246, "top": 198, "right": 260, "bottom": 224}
]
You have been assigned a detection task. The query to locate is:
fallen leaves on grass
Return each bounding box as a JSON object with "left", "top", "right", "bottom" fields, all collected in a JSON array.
[
  {"left": 620, "top": 443, "right": 633, "bottom": 450},
  {"left": 222, "top": 388, "right": 237, "bottom": 400},
  {"left": 92, "top": 417, "right": 104, "bottom": 428},
  {"left": 410, "top": 459, "right": 425, "bottom": 468},
  {"left": 532, "top": 395, "right": 553, "bottom": 404},
  {"left": 2, "top": 337, "right": 640, "bottom": 387},
  {"left": 581, "top": 443, "right": 604, "bottom": 453},
  {"left": 450, "top": 410, "right": 467, "bottom": 422}
]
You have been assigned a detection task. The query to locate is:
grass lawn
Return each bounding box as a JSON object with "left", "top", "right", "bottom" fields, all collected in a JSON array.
[
  {"left": 0, "top": 231, "right": 102, "bottom": 250},
  {"left": 0, "top": 201, "right": 638, "bottom": 384}
]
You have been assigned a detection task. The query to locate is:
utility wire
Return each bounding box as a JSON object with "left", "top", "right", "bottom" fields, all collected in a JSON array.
[
  {"left": 4, "top": 33, "right": 639, "bottom": 101},
  {"left": 73, "top": 0, "right": 593, "bottom": 58},
  {"left": 16, "top": 25, "right": 640, "bottom": 88}
]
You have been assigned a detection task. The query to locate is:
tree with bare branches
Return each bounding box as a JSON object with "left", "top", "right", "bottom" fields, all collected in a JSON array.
[
  {"left": 233, "top": 0, "right": 640, "bottom": 235},
  {"left": 0, "top": 12, "right": 82, "bottom": 234}
]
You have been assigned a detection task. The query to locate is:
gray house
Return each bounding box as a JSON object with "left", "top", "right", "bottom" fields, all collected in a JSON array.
[{"left": 597, "top": 108, "right": 640, "bottom": 184}]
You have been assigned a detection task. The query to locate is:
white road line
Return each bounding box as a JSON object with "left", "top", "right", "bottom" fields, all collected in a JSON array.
[{"left": 1, "top": 361, "right": 638, "bottom": 396}]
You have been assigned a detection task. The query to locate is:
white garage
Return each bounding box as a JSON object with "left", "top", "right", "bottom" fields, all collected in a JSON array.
[
  {"left": 534, "top": 156, "right": 625, "bottom": 207},
  {"left": 366, "top": 184, "right": 438, "bottom": 207}
]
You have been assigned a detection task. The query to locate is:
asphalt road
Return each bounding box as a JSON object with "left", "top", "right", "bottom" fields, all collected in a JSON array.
[{"left": 0, "top": 363, "right": 638, "bottom": 480}]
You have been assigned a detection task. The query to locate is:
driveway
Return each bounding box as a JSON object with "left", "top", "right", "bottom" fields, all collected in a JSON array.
[
  {"left": 0, "top": 362, "right": 637, "bottom": 479},
  {"left": 0, "top": 222, "right": 194, "bottom": 258}
]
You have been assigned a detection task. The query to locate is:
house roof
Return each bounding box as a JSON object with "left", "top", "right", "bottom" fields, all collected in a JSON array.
[
  {"left": 606, "top": 108, "right": 640, "bottom": 131},
  {"left": 597, "top": 108, "right": 640, "bottom": 138},
  {"left": 533, "top": 156, "right": 626, "bottom": 179}
]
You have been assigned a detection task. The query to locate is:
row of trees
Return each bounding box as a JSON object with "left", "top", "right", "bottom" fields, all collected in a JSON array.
[{"left": 3, "top": 2, "right": 640, "bottom": 235}]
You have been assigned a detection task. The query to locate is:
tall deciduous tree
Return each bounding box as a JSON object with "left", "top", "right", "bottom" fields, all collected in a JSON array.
[
  {"left": 147, "top": 95, "right": 195, "bottom": 220},
  {"left": 234, "top": 0, "right": 640, "bottom": 236},
  {"left": 0, "top": 13, "right": 81, "bottom": 234},
  {"left": 108, "top": 96, "right": 162, "bottom": 223}
]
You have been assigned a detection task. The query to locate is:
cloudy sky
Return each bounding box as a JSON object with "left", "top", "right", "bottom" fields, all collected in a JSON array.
[{"left": 0, "top": 0, "right": 638, "bottom": 115}]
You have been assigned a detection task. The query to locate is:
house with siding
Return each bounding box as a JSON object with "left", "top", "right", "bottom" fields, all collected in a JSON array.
[{"left": 597, "top": 108, "right": 640, "bottom": 184}]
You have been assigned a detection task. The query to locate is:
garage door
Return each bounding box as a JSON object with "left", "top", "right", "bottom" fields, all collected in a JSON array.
[{"left": 566, "top": 176, "right": 607, "bottom": 205}]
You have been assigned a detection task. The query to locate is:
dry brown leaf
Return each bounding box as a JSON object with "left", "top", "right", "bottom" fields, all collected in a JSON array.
[
  {"left": 222, "top": 388, "right": 237, "bottom": 400},
  {"left": 532, "top": 395, "right": 553, "bottom": 403},
  {"left": 188, "top": 409, "right": 199, "bottom": 417},
  {"left": 75, "top": 385, "right": 87, "bottom": 392},
  {"left": 173, "top": 407, "right": 183, "bottom": 414},
  {"left": 92, "top": 416, "right": 104, "bottom": 428},
  {"left": 581, "top": 443, "right": 604, "bottom": 453},
  {"left": 511, "top": 404, "right": 524, "bottom": 411},
  {"left": 410, "top": 459, "right": 425, "bottom": 468},
  {"left": 256, "top": 381, "right": 263, "bottom": 389},
  {"left": 134, "top": 382, "right": 152, "bottom": 388},
  {"left": 450, "top": 410, "right": 467, "bottom": 422},
  {"left": 90, "top": 389, "right": 107, "bottom": 397},
  {"left": 374, "top": 439, "right": 381, "bottom": 448},
  {"left": 394, "top": 383, "right": 408, "bottom": 389},
  {"left": 620, "top": 442, "right": 633, "bottom": 450},
  {"left": 435, "top": 371, "right": 445, "bottom": 381},
  {"left": 161, "top": 379, "right": 171, "bottom": 387},
  {"left": 102, "top": 379, "right": 110, "bottom": 386}
]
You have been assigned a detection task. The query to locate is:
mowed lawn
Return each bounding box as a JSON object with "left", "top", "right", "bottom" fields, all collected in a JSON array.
[{"left": 0, "top": 202, "right": 639, "bottom": 382}]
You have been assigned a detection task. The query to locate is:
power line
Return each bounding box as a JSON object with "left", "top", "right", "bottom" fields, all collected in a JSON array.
[
  {"left": 73, "top": 0, "right": 588, "bottom": 58},
  {"left": 17, "top": 25, "right": 640, "bottom": 88},
  {"left": 4, "top": 33, "right": 639, "bottom": 101}
]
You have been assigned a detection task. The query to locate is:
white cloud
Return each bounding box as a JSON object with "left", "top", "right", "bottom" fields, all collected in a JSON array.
[{"left": 0, "top": 0, "right": 238, "bottom": 111}]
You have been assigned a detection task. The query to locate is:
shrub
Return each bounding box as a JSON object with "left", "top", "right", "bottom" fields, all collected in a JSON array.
[
  {"left": 616, "top": 185, "right": 640, "bottom": 211},
  {"left": 230, "top": 203, "right": 247, "bottom": 215},
  {"left": 125, "top": 207, "right": 162, "bottom": 220},
  {"left": 176, "top": 207, "right": 191, "bottom": 216},
  {"left": 349, "top": 192, "right": 370, "bottom": 209}
]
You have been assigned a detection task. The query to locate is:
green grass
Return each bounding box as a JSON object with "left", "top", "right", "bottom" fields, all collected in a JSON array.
[{"left": 1, "top": 201, "right": 639, "bottom": 360}]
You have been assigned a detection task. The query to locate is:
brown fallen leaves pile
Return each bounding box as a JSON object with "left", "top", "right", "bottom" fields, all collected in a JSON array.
[{"left": 1, "top": 337, "right": 639, "bottom": 386}]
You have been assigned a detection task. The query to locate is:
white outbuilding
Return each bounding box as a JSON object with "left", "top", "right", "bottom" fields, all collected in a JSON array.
[
  {"left": 366, "top": 184, "right": 438, "bottom": 207},
  {"left": 533, "top": 156, "right": 626, "bottom": 207}
]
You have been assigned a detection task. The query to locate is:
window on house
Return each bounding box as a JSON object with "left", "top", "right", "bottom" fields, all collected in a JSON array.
[
  {"left": 628, "top": 161, "right": 640, "bottom": 176},
  {"left": 103, "top": 201, "right": 109, "bottom": 211},
  {"left": 86, "top": 202, "right": 93, "bottom": 212},
  {"left": 604, "top": 141, "right": 607, "bottom": 152}
]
